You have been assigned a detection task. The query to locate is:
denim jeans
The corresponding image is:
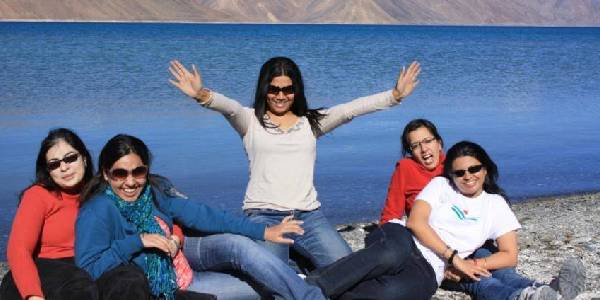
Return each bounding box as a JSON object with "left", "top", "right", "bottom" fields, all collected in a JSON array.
[
  {"left": 244, "top": 208, "right": 352, "bottom": 269},
  {"left": 307, "top": 223, "right": 437, "bottom": 300},
  {"left": 441, "top": 241, "right": 536, "bottom": 300},
  {"left": 183, "top": 233, "right": 325, "bottom": 300}
]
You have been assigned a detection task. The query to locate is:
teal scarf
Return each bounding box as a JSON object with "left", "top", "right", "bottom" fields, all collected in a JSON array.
[{"left": 105, "top": 185, "right": 177, "bottom": 300}]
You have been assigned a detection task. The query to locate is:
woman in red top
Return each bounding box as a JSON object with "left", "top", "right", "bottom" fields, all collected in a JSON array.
[
  {"left": 379, "top": 118, "right": 444, "bottom": 224},
  {"left": 0, "top": 129, "right": 102, "bottom": 300}
]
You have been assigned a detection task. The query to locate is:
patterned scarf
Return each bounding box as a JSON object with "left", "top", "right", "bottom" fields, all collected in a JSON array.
[{"left": 105, "top": 184, "right": 177, "bottom": 300}]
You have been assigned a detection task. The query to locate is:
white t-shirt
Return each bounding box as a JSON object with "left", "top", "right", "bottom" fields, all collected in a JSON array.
[{"left": 413, "top": 177, "right": 521, "bottom": 285}]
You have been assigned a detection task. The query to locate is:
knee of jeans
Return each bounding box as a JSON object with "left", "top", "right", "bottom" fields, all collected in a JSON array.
[
  {"left": 220, "top": 234, "right": 265, "bottom": 259},
  {"left": 380, "top": 228, "right": 412, "bottom": 253},
  {"left": 374, "top": 242, "right": 403, "bottom": 269}
]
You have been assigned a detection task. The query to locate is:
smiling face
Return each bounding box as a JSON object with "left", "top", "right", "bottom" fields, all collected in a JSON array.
[
  {"left": 46, "top": 139, "right": 86, "bottom": 192},
  {"left": 407, "top": 126, "right": 443, "bottom": 170},
  {"left": 104, "top": 153, "right": 148, "bottom": 202},
  {"left": 266, "top": 75, "right": 294, "bottom": 116},
  {"left": 451, "top": 155, "right": 487, "bottom": 198}
]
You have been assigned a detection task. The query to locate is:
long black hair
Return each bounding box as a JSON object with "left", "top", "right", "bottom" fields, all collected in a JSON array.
[
  {"left": 20, "top": 128, "right": 94, "bottom": 202},
  {"left": 443, "top": 141, "right": 508, "bottom": 202},
  {"left": 401, "top": 118, "right": 444, "bottom": 157},
  {"left": 81, "top": 134, "right": 153, "bottom": 203},
  {"left": 253, "top": 56, "right": 325, "bottom": 136}
]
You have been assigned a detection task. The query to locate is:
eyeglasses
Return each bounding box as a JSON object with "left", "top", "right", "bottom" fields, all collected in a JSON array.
[
  {"left": 47, "top": 153, "right": 80, "bottom": 171},
  {"left": 267, "top": 85, "right": 294, "bottom": 95},
  {"left": 452, "top": 165, "right": 483, "bottom": 178},
  {"left": 409, "top": 136, "right": 437, "bottom": 151},
  {"left": 109, "top": 166, "right": 148, "bottom": 181}
]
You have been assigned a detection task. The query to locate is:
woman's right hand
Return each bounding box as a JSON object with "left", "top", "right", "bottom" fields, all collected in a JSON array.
[
  {"left": 169, "top": 60, "right": 203, "bottom": 99},
  {"left": 451, "top": 256, "right": 491, "bottom": 281},
  {"left": 140, "top": 233, "right": 176, "bottom": 257},
  {"left": 264, "top": 216, "right": 304, "bottom": 244}
]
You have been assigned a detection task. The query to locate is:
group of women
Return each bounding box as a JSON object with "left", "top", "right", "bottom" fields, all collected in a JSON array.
[{"left": 1, "top": 57, "right": 585, "bottom": 300}]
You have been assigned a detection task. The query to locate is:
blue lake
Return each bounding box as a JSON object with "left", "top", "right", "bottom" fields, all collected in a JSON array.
[{"left": 1, "top": 22, "right": 600, "bottom": 257}]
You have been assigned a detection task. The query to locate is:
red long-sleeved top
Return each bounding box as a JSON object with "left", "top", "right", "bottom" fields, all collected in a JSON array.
[
  {"left": 7, "top": 185, "right": 80, "bottom": 298},
  {"left": 379, "top": 155, "right": 445, "bottom": 224}
]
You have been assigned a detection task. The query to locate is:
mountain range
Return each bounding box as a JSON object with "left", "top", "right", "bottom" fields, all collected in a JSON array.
[{"left": 1, "top": 0, "right": 599, "bottom": 26}]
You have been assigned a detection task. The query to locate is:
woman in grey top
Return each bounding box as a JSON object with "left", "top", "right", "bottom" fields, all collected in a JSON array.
[{"left": 169, "top": 57, "right": 420, "bottom": 271}]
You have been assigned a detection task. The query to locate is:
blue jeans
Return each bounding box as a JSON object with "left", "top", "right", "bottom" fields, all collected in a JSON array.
[
  {"left": 183, "top": 233, "right": 325, "bottom": 300},
  {"left": 244, "top": 209, "right": 352, "bottom": 269},
  {"left": 441, "top": 241, "right": 536, "bottom": 300},
  {"left": 307, "top": 223, "right": 437, "bottom": 300}
]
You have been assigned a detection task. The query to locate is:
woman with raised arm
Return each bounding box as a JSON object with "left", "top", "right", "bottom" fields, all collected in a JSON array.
[
  {"left": 0, "top": 128, "right": 98, "bottom": 300},
  {"left": 305, "top": 141, "right": 585, "bottom": 300},
  {"left": 75, "top": 134, "right": 325, "bottom": 300},
  {"left": 169, "top": 57, "right": 420, "bottom": 270}
]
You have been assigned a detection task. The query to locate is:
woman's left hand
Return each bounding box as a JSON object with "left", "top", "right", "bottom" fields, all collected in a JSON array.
[
  {"left": 264, "top": 216, "right": 304, "bottom": 244},
  {"left": 392, "top": 61, "right": 421, "bottom": 101}
]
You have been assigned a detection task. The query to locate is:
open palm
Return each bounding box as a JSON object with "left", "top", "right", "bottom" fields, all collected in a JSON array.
[
  {"left": 393, "top": 61, "right": 421, "bottom": 100},
  {"left": 169, "top": 60, "right": 203, "bottom": 98}
]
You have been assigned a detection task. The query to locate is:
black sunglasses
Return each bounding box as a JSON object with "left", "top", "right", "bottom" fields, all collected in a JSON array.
[
  {"left": 47, "top": 153, "right": 80, "bottom": 171},
  {"left": 109, "top": 166, "right": 148, "bottom": 180},
  {"left": 452, "top": 165, "right": 483, "bottom": 178},
  {"left": 267, "top": 85, "right": 294, "bottom": 95}
]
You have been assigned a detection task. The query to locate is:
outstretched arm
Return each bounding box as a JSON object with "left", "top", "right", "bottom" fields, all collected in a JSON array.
[
  {"left": 168, "top": 60, "right": 251, "bottom": 136},
  {"left": 319, "top": 61, "right": 421, "bottom": 136}
]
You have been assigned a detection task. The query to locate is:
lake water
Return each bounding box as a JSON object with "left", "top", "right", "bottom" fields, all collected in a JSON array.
[{"left": 1, "top": 22, "right": 599, "bottom": 257}]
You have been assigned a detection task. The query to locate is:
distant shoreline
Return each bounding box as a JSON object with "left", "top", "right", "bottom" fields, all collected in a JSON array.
[{"left": 1, "top": 19, "right": 599, "bottom": 28}]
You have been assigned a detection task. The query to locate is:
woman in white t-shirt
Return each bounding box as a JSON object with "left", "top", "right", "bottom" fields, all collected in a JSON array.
[{"left": 306, "top": 141, "right": 585, "bottom": 300}]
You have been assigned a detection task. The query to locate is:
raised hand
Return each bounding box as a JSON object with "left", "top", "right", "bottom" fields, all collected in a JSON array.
[
  {"left": 392, "top": 61, "right": 421, "bottom": 101},
  {"left": 169, "top": 60, "right": 203, "bottom": 99},
  {"left": 264, "top": 216, "right": 304, "bottom": 244}
]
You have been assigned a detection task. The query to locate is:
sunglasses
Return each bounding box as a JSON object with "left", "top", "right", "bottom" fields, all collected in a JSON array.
[
  {"left": 109, "top": 166, "right": 148, "bottom": 181},
  {"left": 47, "top": 153, "right": 80, "bottom": 171},
  {"left": 267, "top": 85, "right": 294, "bottom": 95},
  {"left": 452, "top": 165, "right": 483, "bottom": 178}
]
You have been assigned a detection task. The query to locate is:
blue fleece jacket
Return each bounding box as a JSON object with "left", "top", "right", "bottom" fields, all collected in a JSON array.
[{"left": 75, "top": 178, "right": 266, "bottom": 280}]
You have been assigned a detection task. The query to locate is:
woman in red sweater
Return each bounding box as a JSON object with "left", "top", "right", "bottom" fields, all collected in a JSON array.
[
  {"left": 379, "top": 118, "right": 444, "bottom": 224},
  {"left": 0, "top": 129, "right": 102, "bottom": 300}
]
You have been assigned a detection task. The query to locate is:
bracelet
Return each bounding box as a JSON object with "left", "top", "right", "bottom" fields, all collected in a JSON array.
[
  {"left": 448, "top": 250, "right": 458, "bottom": 265},
  {"left": 194, "top": 88, "right": 212, "bottom": 104}
]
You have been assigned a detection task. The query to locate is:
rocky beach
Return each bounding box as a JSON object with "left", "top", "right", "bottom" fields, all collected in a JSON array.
[{"left": 1, "top": 193, "right": 599, "bottom": 299}]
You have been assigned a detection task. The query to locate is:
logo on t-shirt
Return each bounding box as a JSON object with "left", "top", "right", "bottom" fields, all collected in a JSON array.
[{"left": 450, "top": 204, "right": 478, "bottom": 222}]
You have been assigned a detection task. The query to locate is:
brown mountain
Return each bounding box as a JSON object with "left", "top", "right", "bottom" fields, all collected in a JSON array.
[{"left": 1, "top": 0, "right": 599, "bottom": 26}]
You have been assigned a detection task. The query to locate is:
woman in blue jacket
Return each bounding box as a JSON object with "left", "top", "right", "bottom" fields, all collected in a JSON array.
[{"left": 75, "top": 134, "right": 325, "bottom": 300}]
